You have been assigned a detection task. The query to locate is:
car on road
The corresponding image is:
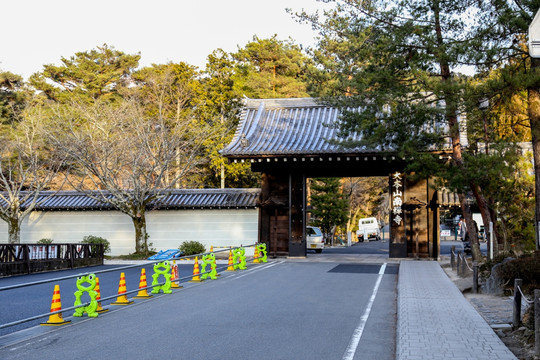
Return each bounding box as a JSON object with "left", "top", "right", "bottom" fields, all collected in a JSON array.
[
  {"left": 356, "top": 217, "right": 381, "bottom": 242},
  {"left": 306, "top": 226, "right": 324, "bottom": 253}
]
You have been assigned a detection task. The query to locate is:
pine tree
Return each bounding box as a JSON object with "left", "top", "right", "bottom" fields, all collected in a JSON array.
[
  {"left": 310, "top": 178, "right": 349, "bottom": 245},
  {"left": 299, "top": 0, "right": 503, "bottom": 259}
]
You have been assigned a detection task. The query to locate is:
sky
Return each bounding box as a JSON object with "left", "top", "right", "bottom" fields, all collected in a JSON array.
[{"left": 2, "top": 0, "right": 333, "bottom": 80}]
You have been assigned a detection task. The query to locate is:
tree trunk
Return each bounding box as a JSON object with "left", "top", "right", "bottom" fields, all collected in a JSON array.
[
  {"left": 8, "top": 217, "right": 21, "bottom": 244},
  {"left": 131, "top": 214, "right": 148, "bottom": 255},
  {"left": 530, "top": 57, "right": 540, "bottom": 251},
  {"left": 459, "top": 195, "right": 482, "bottom": 260},
  {"left": 433, "top": 0, "right": 483, "bottom": 261},
  {"left": 471, "top": 183, "right": 498, "bottom": 257}
]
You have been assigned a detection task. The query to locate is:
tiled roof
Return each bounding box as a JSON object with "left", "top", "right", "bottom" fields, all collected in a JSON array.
[
  {"left": 222, "top": 98, "right": 371, "bottom": 157},
  {"left": 222, "top": 97, "right": 460, "bottom": 158},
  {"left": 1, "top": 189, "right": 260, "bottom": 211}
]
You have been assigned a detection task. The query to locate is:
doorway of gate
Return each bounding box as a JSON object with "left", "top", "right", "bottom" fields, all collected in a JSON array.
[{"left": 254, "top": 164, "right": 440, "bottom": 259}]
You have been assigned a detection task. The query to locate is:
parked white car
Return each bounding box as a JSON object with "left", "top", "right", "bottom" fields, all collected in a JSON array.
[
  {"left": 306, "top": 226, "right": 324, "bottom": 253},
  {"left": 356, "top": 217, "right": 380, "bottom": 242}
]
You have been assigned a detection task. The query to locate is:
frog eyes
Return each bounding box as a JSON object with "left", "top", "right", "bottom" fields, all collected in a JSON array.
[
  {"left": 88, "top": 274, "right": 95, "bottom": 281},
  {"left": 77, "top": 276, "right": 83, "bottom": 280},
  {"left": 164, "top": 261, "right": 169, "bottom": 266}
]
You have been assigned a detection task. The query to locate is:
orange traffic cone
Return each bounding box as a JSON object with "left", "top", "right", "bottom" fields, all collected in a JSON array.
[
  {"left": 226, "top": 250, "right": 235, "bottom": 271},
  {"left": 110, "top": 272, "right": 134, "bottom": 305},
  {"left": 190, "top": 256, "right": 202, "bottom": 282},
  {"left": 170, "top": 261, "right": 182, "bottom": 289},
  {"left": 95, "top": 276, "right": 109, "bottom": 313},
  {"left": 41, "top": 285, "right": 71, "bottom": 326},
  {"left": 253, "top": 246, "right": 260, "bottom": 263},
  {"left": 134, "top": 268, "right": 153, "bottom": 299}
]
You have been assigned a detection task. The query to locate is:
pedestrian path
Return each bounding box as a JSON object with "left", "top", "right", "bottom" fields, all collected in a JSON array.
[{"left": 396, "top": 261, "right": 516, "bottom": 360}]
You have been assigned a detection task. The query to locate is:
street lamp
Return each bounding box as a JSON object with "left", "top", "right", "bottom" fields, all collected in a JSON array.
[
  {"left": 530, "top": 9, "right": 540, "bottom": 58},
  {"left": 479, "top": 98, "right": 489, "bottom": 154},
  {"left": 530, "top": 10, "right": 540, "bottom": 250}
]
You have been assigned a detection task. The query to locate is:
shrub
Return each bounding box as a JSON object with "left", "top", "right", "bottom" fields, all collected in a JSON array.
[
  {"left": 37, "top": 238, "right": 54, "bottom": 244},
  {"left": 493, "top": 251, "right": 540, "bottom": 295},
  {"left": 179, "top": 241, "right": 206, "bottom": 256},
  {"left": 82, "top": 235, "right": 111, "bottom": 254}
]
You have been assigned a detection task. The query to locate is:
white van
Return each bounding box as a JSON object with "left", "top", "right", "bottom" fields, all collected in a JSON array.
[{"left": 356, "top": 217, "right": 380, "bottom": 242}]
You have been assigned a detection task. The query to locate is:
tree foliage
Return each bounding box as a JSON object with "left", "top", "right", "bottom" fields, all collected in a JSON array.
[
  {"left": 198, "top": 49, "right": 259, "bottom": 188},
  {"left": 309, "top": 178, "right": 349, "bottom": 243},
  {"left": 0, "top": 117, "right": 65, "bottom": 243},
  {"left": 29, "top": 44, "right": 140, "bottom": 103},
  {"left": 342, "top": 177, "right": 388, "bottom": 234},
  {"left": 299, "top": 0, "right": 531, "bottom": 259},
  {"left": 43, "top": 98, "right": 212, "bottom": 254},
  {"left": 0, "top": 71, "right": 26, "bottom": 126},
  {"left": 233, "top": 35, "right": 313, "bottom": 98}
]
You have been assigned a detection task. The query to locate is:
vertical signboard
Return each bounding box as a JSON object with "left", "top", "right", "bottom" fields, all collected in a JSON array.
[{"left": 389, "top": 172, "right": 407, "bottom": 257}]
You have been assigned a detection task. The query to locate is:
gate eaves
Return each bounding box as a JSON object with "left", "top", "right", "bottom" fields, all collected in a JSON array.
[{"left": 223, "top": 98, "right": 381, "bottom": 159}]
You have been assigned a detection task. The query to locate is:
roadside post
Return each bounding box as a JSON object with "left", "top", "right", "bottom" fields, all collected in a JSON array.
[
  {"left": 513, "top": 279, "right": 522, "bottom": 328},
  {"left": 472, "top": 261, "right": 478, "bottom": 293},
  {"left": 535, "top": 290, "right": 539, "bottom": 357},
  {"left": 451, "top": 246, "right": 455, "bottom": 270}
]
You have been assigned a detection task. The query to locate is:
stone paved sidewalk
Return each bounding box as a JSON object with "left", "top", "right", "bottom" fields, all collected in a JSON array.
[{"left": 397, "top": 261, "right": 517, "bottom": 360}]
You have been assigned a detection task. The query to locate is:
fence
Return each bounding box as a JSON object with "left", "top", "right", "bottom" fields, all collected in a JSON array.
[
  {"left": 450, "top": 246, "right": 479, "bottom": 293},
  {"left": 0, "top": 243, "right": 104, "bottom": 277}
]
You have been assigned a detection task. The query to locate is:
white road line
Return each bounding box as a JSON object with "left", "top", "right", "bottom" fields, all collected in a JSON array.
[
  {"left": 227, "top": 261, "right": 284, "bottom": 280},
  {"left": 342, "top": 263, "right": 387, "bottom": 360}
]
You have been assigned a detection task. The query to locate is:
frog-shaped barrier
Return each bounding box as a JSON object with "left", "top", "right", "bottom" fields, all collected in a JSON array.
[
  {"left": 151, "top": 261, "right": 172, "bottom": 294},
  {"left": 200, "top": 253, "right": 217, "bottom": 280},
  {"left": 257, "top": 243, "right": 268, "bottom": 263},
  {"left": 73, "top": 273, "right": 99, "bottom": 318},
  {"left": 233, "top": 247, "right": 247, "bottom": 270}
]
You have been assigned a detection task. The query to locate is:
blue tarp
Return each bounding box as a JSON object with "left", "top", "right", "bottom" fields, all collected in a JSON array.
[{"left": 147, "top": 249, "right": 184, "bottom": 260}]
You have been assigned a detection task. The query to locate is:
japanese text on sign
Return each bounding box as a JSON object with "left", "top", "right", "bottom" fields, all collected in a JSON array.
[{"left": 392, "top": 172, "right": 403, "bottom": 225}]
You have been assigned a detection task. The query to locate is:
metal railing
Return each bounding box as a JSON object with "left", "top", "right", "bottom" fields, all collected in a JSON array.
[
  {"left": 450, "top": 246, "right": 479, "bottom": 293},
  {"left": 0, "top": 243, "right": 104, "bottom": 276},
  {"left": 0, "top": 243, "right": 262, "bottom": 332}
]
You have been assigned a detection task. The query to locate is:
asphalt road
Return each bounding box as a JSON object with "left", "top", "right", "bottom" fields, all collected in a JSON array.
[
  {"left": 0, "top": 254, "right": 397, "bottom": 360},
  {"left": 0, "top": 262, "right": 197, "bottom": 336}
]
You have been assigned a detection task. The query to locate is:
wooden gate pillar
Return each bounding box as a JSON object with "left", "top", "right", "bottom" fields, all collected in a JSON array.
[
  {"left": 258, "top": 171, "right": 306, "bottom": 257},
  {"left": 389, "top": 173, "right": 439, "bottom": 258},
  {"left": 289, "top": 172, "right": 306, "bottom": 257}
]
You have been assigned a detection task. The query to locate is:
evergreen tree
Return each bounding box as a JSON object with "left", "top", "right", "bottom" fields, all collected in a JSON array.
[
  {"left": 299, "top": 0, "right": 502, "bottom": 260},
  {"left": 232, "top": 35, "right": 313, "bottom": 98},
  {"left": 199, "top": 49, "right": 259, "bottom": 188},
  {"left": 473, "top": 0, "right": 540, "bottom": 249},
  {"left": 0, "top": 71, "right": 26, "bottom": 126},
  {"left": 29, "top": 44, "right": 140, "bottom": 103},
  {"left": 310, "top": 178, "right": 349, "bottom": 244}
]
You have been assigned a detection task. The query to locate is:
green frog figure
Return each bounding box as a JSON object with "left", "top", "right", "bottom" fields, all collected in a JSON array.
[
  {"left": 201, "top": 253, "right": 217, "bottom": 280},
  {"left": 257, "top": 243, "right": 268, "bottom": 263},
  {"left": 233, "top": 247, "right": 247, "bottom": 270},
  {"left": 73, "top": 273, "right": 99, "bottom": 318},
  {"left": 152, "top": 261, "right": 172, "bottom": 294}
]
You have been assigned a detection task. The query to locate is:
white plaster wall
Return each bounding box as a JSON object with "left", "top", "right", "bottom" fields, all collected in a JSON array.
[{"left": 0, "top": 209, "right": 259, "bottom": 256}]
